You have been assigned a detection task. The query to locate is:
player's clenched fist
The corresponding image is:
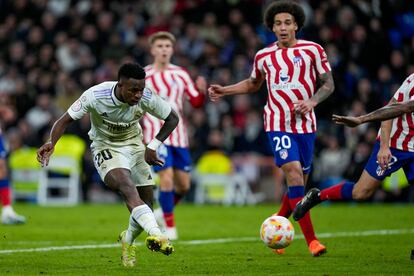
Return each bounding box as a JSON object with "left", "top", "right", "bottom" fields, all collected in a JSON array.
[
  {"left": 37, "top": 141, "right": 54, "bottom": 167},
  {"left": 144, "top": 148, "right": 164, "bottom": 166},
  {"left": 208, "top": 84, "right": 224, "bottom": 102}
]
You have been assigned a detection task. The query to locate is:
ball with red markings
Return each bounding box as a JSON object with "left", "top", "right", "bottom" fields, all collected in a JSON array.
[{"left": 260, "top": 215, "right": 294, "bottom": 249}]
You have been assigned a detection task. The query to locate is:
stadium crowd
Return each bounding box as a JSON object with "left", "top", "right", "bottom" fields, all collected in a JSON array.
[{"left": 0, "top": 0, "right": 413, "bottom": 202}]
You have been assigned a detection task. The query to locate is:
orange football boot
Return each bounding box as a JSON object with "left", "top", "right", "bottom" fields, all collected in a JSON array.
[
  {"left": 309, "top": 240, "right": 327, "bottom": 256},
  {"left": 272, "top": 248, "right": 285, "bottom": 255}
]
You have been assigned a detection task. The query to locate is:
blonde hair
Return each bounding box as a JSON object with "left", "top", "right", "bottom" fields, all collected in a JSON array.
[{"left": 148, "top": 31, "right": 176, "bottom": 45}]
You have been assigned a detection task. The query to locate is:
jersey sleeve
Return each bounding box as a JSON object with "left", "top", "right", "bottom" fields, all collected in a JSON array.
[
  {"left": 180, "top": 71, "right": 205, "bottom": 108},
  {"left": 67, "top": 89, "right": 94, "bottom": 120},
  {"left": 314, "top": 44, "right": 331, "bottom": 75},
  {"left": 393, "top": 74, "right": 414, "bottom": 101},
  {"left": 250, "top": 51, "right": 265, "bottom": 80},
  {"left": 141, "top": 87, "right": 172, "bottom": 120}
]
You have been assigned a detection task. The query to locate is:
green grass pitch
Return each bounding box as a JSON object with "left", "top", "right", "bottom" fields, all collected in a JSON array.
[{"left": 1, "top": 203, "right": 413, "bottom": 275}]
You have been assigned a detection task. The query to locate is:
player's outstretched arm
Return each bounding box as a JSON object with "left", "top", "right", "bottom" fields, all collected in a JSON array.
[
  {"left": 360, "top": 101, "right": 414, "bottom": 122},
  {"left": 333, "top": 100, "right": 414, "bottom": 127},
  {"left": 145, "top": 109, "right": 179, "bottom": 166},
  {"left": 37, "top": 112, "right": 74, "bottom": 167},
  {"left": 208, "top": 77, "right": 263, "bottom": 102},
  {"left": 332, "top": 115, "right": 362, "bottom": 127}
]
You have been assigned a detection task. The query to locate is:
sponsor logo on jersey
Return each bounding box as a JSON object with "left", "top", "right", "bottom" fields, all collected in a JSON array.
[
  {"left": 102, "top": 119, "right": 132, "bottom": 133},
  {"left": 279, "top": 149, "right": 288, "bottom": 160},
  {"left": 279, "top": 69, "right": 290, "bottom": 83},
  {"left": 271, "top": 83, "right": 304, "bottom": 90}
]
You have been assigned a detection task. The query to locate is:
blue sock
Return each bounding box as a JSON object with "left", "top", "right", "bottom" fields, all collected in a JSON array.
[
  {"left": 0, "top": 179, "right": 9, "bottom": 188},
  {"left": 159, "top": 191, "right": 174, "bottom": 214},
  {"left": 288, "top": 185, "right": 304, "bottom": 199},
  {"left": 341, "top": 181, "right": 355, "bottom": 200}
]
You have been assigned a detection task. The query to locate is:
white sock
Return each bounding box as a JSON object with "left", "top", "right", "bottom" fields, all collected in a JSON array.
[
  {"left": 1, "top": 205, "right": 13, "bottom": 216},
  {"left": 125, "top": 215, "right": 143, "bottom": 245},
  {"left": 131, "top": 204, "right": 162, "bottom": 237}
]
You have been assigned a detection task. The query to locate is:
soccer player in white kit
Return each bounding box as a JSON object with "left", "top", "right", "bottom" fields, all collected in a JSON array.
[
  {"left": 141, "top": 31, "right": 206, "bottom": 240},
  {"left": 209, "top": 1, "right": 334, "bottom": 256},
  {"left": 37, "top": 63, "right": 179, "bottom": 267}
]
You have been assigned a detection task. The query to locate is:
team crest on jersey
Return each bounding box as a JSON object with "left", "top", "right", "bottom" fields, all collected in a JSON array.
[
  {"left": 71, "top": 100, "right": 82, "bottom": 112},
  {"left": 279, "top": 69, "right": 290, "bottom": 83},
  {"left": 293, "top": 56, "right": 303, "bottom": 67},
  {"left": 279, "top": 149, "right": 288, "bottom": 160}
]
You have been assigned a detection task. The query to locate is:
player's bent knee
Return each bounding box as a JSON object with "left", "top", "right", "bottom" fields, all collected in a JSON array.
[
  {"left": 282, "top": 166, "right": 303, "bottom": 184},
  {"left": 285, "top": 172, "right": 303, "bottom": 185},
  {"left": 175, "top": 185, "right": 190, "bottom": 194}
]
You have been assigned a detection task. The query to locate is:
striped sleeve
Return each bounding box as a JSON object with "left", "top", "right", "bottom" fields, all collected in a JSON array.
[
  {"left": 179, "top": 70, "right": 205, "bottom": 108},
  {"left": 250, "top": 51, "right": 265, "bottom": 80},
  {"left": 180, "top": 70, "right": 198, "bottom": 97},
  {"left": 393, "top": 75, "right": 414, "bottom": 101},
  {"left": 314, "top": 44, "right": 331, "bottom": 75}
]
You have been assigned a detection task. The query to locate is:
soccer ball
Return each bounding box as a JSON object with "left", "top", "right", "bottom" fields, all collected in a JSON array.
[{"left": 260, "top": 215, "right": 294, "bottom": 249}]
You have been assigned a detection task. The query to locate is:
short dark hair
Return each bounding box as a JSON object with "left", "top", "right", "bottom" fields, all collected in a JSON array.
[
  {"left": 264, "top": 1, "right": 305, "bottom": 32},
  {"left": 117, "top": 63, "right": 146, "bottom": 81}
]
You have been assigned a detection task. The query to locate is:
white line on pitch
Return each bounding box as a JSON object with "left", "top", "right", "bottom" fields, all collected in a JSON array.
[{"left": 0, "top": 228, "right": 413, "bottom": 254}]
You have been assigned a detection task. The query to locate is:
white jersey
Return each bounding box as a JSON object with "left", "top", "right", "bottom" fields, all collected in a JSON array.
[
  {"left": 67, "top": 81, "right": 172, "bottom": 147},
  {"left": 251, "top": 39, "right": 331, "bottom": 134},
  {"left": 141, "top": 64, "right": 203, "bottom": 148},
  {"left": 386, "top": 74, "right": 414, "bottom": 152}
]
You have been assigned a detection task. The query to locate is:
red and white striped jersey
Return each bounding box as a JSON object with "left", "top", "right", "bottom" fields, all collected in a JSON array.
[
  {"left": 251, "top": 39, "right": 331, "bottom": 133},
  {"left": 142, "top": 64, "right": 204, "bottom": 147},
  {"left": 386, "top": 74, "right": 414, "bottom": 152}
]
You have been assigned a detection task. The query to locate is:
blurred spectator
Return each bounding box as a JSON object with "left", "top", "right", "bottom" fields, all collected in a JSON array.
[
  {"left": 344, "top": 140, "right": 372, "bottom": 182},
  {"left": 343, "top": 100, "right": 368, "bottom": 150},
  {"left": 25, "top": 93, "right": 57, "bottom": 133},
  {"left": 177, "top": 23, "right": 205, "bottom": 62},
  {"left": 313, "top": 135, "right": 351, "bottom": 188}
]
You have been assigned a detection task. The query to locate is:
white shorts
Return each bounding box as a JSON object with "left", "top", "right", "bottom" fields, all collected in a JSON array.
[{"left": 91, "top": 142, "right": 155, "bottom": 187}]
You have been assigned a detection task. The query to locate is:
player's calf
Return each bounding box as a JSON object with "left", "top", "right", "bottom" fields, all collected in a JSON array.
[{"left": 352, "top": 185, "right": 374, "bottom": 201}]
